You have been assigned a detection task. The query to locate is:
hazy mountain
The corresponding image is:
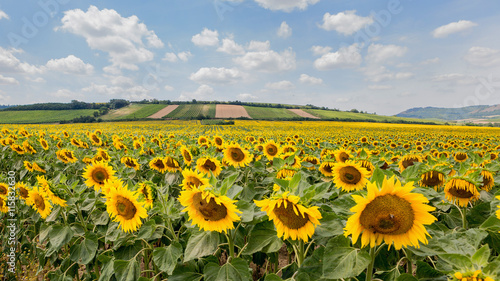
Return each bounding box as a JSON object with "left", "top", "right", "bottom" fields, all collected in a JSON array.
[{"left": 396, "top": 105, "right": 500, "bottom": 121}]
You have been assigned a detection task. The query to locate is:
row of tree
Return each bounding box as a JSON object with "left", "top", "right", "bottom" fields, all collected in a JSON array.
[{"left": 1, "top": 99, "right": 130, "bottom": 111}]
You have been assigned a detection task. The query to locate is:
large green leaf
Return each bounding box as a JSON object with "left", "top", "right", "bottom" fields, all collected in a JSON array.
[
  {"left": 242, "top": 220, "right": 283, "bottom": 255},
  {"left": 438, "top": 254, "right": 473, "bottom": 271},
  {"left": 98, "top": 257, "right": 115, "bottom": 281},
  {"left": 322, "top": 236, "right": 370, "bottom": 279},
  {"left": 204, "top": 258, "right": 252, "bottom": 281},
  {"left": 153, "top": 242, "right": 183, "bottom": 275},
  {"left": 472, "top": 244, "right": 490, "bottom": 267},
  {"left": 184, "top": 230, "right": 220, "bottom": 262},
  {"left": 70, "top": 232, "right": 98, "bottom": 265},
  {"left": 395, "top": 273, "right": 418, "bottom": 281},
  {"left": 114, "top": 259, "right": 140, "bottom": 281},
  {"left": 47, "top": 224, "right": 74, "bottom": 256}
]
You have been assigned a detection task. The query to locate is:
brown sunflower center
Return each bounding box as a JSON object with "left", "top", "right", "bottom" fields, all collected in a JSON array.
[
  {"left": 448, "top": 186, "right": 474, "bottom": 198},
  {"left": 192, "top": 192, "right": 227, "bottom": 221},
  {"left": 215, "top": 138, "right": 223, "bottom": 146},
  {"left": 338, "top": 152, "right": 349, "bottom": 162},
  {"left": 266, "top": 144, "right": 278, "bottom": 156},
  {"left": 165, "top": 157, "right": 178, "bottom": 168},
  {"left": 92, "top": 135, "right": 100, "bottom": 143},
  {"left": 34, "top": 194, "right": 46, "bottom": 211},
  {"left": 421, "top": 171, "right": 444, "bottom": 187},
  {"left": 183, "top": 151, "right": 192, "bottom": 162},
  {"left": 115, "top": 196, "right": 137, "bottom": 220},
  {"left": 402, "top": 157, "right": 419, "bottom": 169},
  {"left": 0, "top": 185, "right": 7, "bottom": 196},
  {"left": 322, "top": 164, "right": 333, "bottom": 174},
  {"left": 19, "top": 187, "right": 29, "bottom": 199},
  {"left": 203, "top": 159, "right": 217, "bottom": 171},
  {"left": 186, "top": 176, "right": 203, "bottom": 188},
  {"left": 273, "top": 200, "right": 309, "bottom": 230},
  {"left": 92, "top": 168, "right": 109, "bottom": 184},
  {"left": 125, "top": 158, "right": 136, "bottom": 167},
  {"left": 339, "top": 166, "right": 362, "bottom": 184},
  {"left": 455, "top": 153, "right": 467, "bottom": 161},
  {"left": 153, "top": 159, "right": 165, "bottom": 169},
  {"left": 228, "top": 148, "right": 245, "bottom": 162},
  {"left": 360, "top": 194, "right": 414, "bottom": 235}
]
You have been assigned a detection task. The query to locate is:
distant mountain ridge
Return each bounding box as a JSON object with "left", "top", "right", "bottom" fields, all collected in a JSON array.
[{"left": 396, "top": 104, "right": 500, "bottom": 121}]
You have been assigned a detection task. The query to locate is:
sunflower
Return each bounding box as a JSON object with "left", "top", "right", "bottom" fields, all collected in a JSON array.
[
  {"left": 138, "top": 182, "right": 154, "bottom": 209},
  {"left": 0, "top": 197, "right": 8, "bottom": 213},
  {"left": 24, "top": 161, "right": 34, "bottom": 172},
  {"left": 281, "top": 153, "right": 301, "bottom": 169},
  {"left": 496, "top": 196, "right": 500, "bottom": 221},
  {"left": 178, "top": 187, "right": 241, "bottom": 233},
  {"left": 344, "top": 176, "right": 437, "bottom": 250},
  {"left": 358, "top": 160, "right": 375, "bottom": 177},
  {"left": 16, "top": 182, "right": 30, "bottom": 201},
  {"left": 89, "top": 133, "right": 103, "bottom": 146},
  {"left": 180, "top": 145, "right": 193, "bottom": 165},
  {"left": 0, "top": 183, "right": 8, "bottom": 197},
  {"left": 23, "top": 140, "right": 36, "bottom": 154},
  {"left": 478, "top": 170, "right": 495, "bottom": 191},
  {"left": 121, "top": 156, "right": 140, "bottom": 170},
  {"left": 444, "top": 178, "right": 480, "bottom": 207},
  {"left": 452, "top": 270, "right": 494, "bottom": 281},
  {"left": 27, "top": 185, "right": 52, "bottom": 219},
  {"left": 223, "top": 143, "right": 253, "bottom": 168},
  {"left": 197, "top": 136, "right": 208, "bottom": 145},
  {"left": 95, "top": 149, "right": 110, "bottom": 162},
  {"left": 332, "top": 161, "right": 370, "bottom": 192},
  {"left": 454, "top": 152, "right": 468, "bottom": 163},
  {"left": 11, "top": 144, "right": 25, "bottom": 154},
  {"left": 255, "top": 192, "right": 322, "bottom": 242},
  {"left": 333, "top": 148, "right": 351, "bottom": 163},
  {"left": 398, "top": 154, "right": 422, "bottom": 172},
  {"left": 419, "top": 170, "right": 445, "bottom": 189},
  {"left": 196, "top": 157, "right": 222, "bottom": 177},
  {"left": 32, "top": 162, "right": 46, "bottom": 173},
  {"left": 149, "top": 157, "right": 168, "bottom": 173},
  {"left": 83, "top": 162, "right": 117, "bottom": 191},
  {"left": 213, "top": 136, "right": 225, "bottom": 149},
  {"left": 302, "top": 156, "right": 320, "bottom": 170},
  {"left": 319, "top": 161, "right": 335, "bottom": 177},
  {"left": 37, "top": 176, "right": 67, "bottom": 207},
  {"left": 56, "top": 149, "right": 78, "bottom": 163},
  {"left": 263, "top": 140, "right": 281, "bottom": 160},
  {"left": 180, "top": 169, "right": 209, "bottom": 190},
  {"left": 276, "top": 167, "right": 298, "bottom": 180},
  {"left": 105, "top": 182, "right": 148, "bottom": 233},
  {"left": 164, "top": 156, "right": 181, "bottom": 172}
]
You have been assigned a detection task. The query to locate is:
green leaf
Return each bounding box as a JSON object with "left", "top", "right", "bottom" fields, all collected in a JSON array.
[
  {"left": 242, "top": 220, "right": 283, "bottom": 255},
  {"left": 415, "top": 260, "right": 444, "bottom": 279},
  {"left": 235, "top": 200, "right": 254, "bottom": 223},
  {"left": 264, "top": 274, "right": 283, "bottom": 281},
  {"left": 472, "top": 244, "right": 490, "bottom": 267},
  {"left": 114, "top": 259, "right": 140, "bottom": 281},
  {"left": 153, "top": 242, "right": 183, "bottom": 275},
  {"left": 483, "top": 258, "right": 500, "bottom": 276},
  {"left": 70, "top": 232, "right": 98, "bottom": 265},
  {"left": 184, "top": 230, "right": 220, "bottom": 262},
  {"left": 226, "top": 184, "right": 243, "bottom": 200},
  {"left": 49, "top": 224, "right": 74, "bottom": 251},
  {"left": 204, "top": 258, "right": 252, "bottom": 281},
  {"left": 322, "top": 236, "right": 371, "bottom": 279},
  {"left": 438, "top": 254, "right": 473, "bottom": 271},
  {"left": 395, "top": 273, "right": 418, "bottom": 281},
  {"left": 289, "top": 172, "right": 302, "bottom": 190},
  {"left": 313, "top": 213, "right": 344, "bottom": 239},
  {"left": 98, "top": 257, "right": 115, "bottom": 281},
  {"left": 220, "top": 172, "right": 239, "bottom": 196},
  {"left": 480, "top": 215, "right": 500, "bottom": 232}
]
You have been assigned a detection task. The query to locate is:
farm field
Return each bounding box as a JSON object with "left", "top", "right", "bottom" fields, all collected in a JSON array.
[
  {"left": 164, "top": 104, "right": 216, "bottom": 119},
  {"left": 304, "top": 109, "right": 442, "bottom": 124},
  {"left": 0, "top": 110, "right": 96, "bottom": 124},
  {"left": 244, "top": 106, "right": 301, "bottom": 119},
  {"left": 1, "top": 120, "right": 500, "bottom": 281},
  {"left": 102, "top": 104, "right": 167, "bottom": 120}
]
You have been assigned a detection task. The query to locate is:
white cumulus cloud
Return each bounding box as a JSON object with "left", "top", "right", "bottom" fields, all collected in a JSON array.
[
  {"left": 313, "top": 44, "right": 362, "bottom": 70},
  {"left": 266, "top": 80, "right": 295, "bottom": 90},
  {"left": 217, "top": 38, "right": 245, "bottom": 55},
  {"left": 254, "top": 0, "right": 320, "bottom": 12},
  {"left": 192, "top": 28, "right": 219, "bottom": 47},
  {"left": 234, "top": 47, "right": 296, "bottom": 72},
  {"left": 247, "top": 40, "right": 271, "bottom": 51},
  {"left": 319, "top": 11, "right": 373, "bottom": 36},
  {"left": 238, "top": 93, "right": 257, "bottom": 100},
  {"left": 310, "top": 45, "right": 332, "bottom": 56},
  {"left": 163, "top": 51, "right": 192, "bottom": 62},
  {"left": 366, "top": 44, "right": 408, "bottom": 64},
  {"left": 0, "top": 47, "right": 42, "bottom": 74},
  {"left": 299, "top": 74, "right": 323, "bottom": 85},
  {"left": 57, "top": 6, "right": 163, "bottom": 73},
  {"left": 45, "top": 55, "right": 94, "bottom": 75},
  {"left": 0, "top": 74, "right": 19, "bottom": 85},
  {"left": 432, "top": 20, "right": 477, "bottom": 38},
  {"left": 190, "top": 67, "right": 244, "bottom": 84},
  {"left": 0, "top": 10, "right": 9, "bottom": 20},
  {"left": 178, "top": 84, "right": 214, "bottom": 101},
  {"left": 463, "top": 46, "right": 500, "bottom": 67},
  {"left": 277, "top": 21, "right": 292, "bottom": 38}
]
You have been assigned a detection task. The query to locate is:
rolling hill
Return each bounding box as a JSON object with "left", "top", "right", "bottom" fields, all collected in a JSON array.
[{"left": 396, "top": 104, "right": 500, "bottom": 122}]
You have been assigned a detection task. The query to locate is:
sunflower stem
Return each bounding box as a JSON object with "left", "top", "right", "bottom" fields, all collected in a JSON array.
[
  {"left": 366, "top": 246, "right": 377, "bottom": 281},
  {"left": 226, "top": 233, "right": 235, "bottom": 259},
  {"left": 294, "top": 239, "right": 305, "bottom": 268},
  {"left": 455, "top": 204, "right": 467, "bottom": 229}
]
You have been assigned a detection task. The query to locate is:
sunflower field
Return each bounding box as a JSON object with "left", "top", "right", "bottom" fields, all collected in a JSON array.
[{"left": 1, "top": 120, "right": 500, "bottom": 281}]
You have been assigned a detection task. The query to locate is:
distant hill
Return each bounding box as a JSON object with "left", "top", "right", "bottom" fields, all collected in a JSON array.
[{"left": 396, "top": 105, "right": 500, "bottom": 121}]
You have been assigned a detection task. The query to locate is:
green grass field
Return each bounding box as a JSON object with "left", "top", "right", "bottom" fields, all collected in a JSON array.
[
  {"left": 304, "top": 109, "right": 441, "bottom": 124},
  {"left": 243, "top": 106, "right": 301, "bottom": 119},
  {"left": 165, "top": 104, "right": 216, "bottom": 119},
  {"left": 0, "top": 110, "right": 96, "bottom": 124},
  {"left": 101, "top": 104, "right": 167, "bottom": 120}
]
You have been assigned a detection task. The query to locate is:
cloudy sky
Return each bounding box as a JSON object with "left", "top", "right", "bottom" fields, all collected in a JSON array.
[{"left": 1, "top": 0, "right": 500, "bottom": 115}]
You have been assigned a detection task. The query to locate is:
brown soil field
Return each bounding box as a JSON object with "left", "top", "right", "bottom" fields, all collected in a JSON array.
[
  {"left": 147, "top": 105, "right": 179, "bottom": 118},
  {"left": 288, "top": 109, "right": 320, "bottom": 119},
  {"left": 215, "top": 104, "right": 252, "bottom": 119}
]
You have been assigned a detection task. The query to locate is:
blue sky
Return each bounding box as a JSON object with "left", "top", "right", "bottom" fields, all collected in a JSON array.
[{"left": 1, "top": 0, "right": 500, "bottom": 115}]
